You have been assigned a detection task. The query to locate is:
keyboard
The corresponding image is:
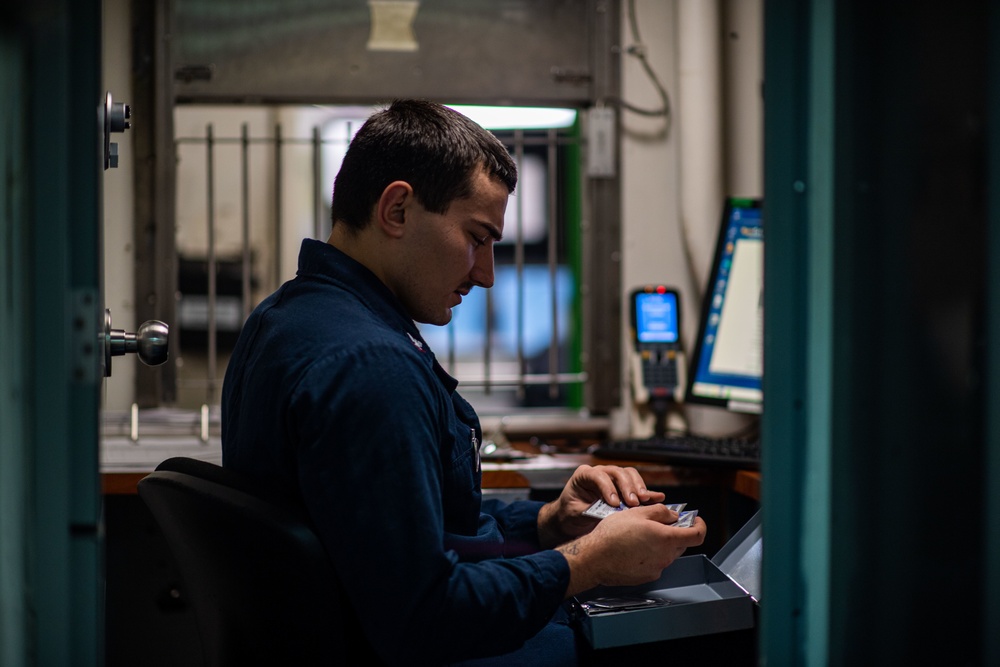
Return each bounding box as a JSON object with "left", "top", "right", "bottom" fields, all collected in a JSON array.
[{"left": 590, "top": 434, "right": 761, "bottom": 470}]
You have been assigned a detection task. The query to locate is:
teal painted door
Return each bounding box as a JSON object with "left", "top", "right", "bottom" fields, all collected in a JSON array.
[
  {"left": 762, "top": 1, "right": 996, "bottom": 664},
  {"left": 1, "top": 1, "right": 105, "bottom": 665}
]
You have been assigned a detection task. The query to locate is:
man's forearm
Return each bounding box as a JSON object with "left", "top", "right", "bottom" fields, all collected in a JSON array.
[
  {"left": 536, "top": 501, "right": 569, "bottom": 549},
  {"left": 554, "top": 533, "right": 607, "bottom": 598}
]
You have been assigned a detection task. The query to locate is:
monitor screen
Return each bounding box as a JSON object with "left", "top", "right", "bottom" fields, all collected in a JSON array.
[{"left": 684, "top": 198, "right": 764, "bottom": 414}]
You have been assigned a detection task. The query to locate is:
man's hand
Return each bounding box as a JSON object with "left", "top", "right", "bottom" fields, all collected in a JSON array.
[
  {"left": 537, "top": 464, "right": 666, "bottom": 548},
  {"left": 555, "top": 504, "right": 707, "bottom": 597}
]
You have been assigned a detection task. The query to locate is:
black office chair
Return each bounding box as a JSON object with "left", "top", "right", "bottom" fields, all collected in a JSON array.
[{"left": 137, "top": 456, "right": 359, "bottom": 666}]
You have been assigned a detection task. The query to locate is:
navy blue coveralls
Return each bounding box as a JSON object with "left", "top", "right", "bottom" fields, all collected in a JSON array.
[{"left": 222, "top": 239, "right": 576, "bottom": 665}]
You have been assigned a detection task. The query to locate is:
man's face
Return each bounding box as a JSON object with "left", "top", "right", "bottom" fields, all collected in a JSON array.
[{"left": 394, "top": 169, "right": 508, "bottom": 326}]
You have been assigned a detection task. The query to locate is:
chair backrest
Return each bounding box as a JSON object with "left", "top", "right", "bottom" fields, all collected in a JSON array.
[{"left": 137, "top": 456, "right": 351, "bottom": 666}]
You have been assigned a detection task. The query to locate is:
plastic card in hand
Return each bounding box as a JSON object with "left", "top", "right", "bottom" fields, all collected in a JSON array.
[
  {"left": 582, "top": 500, "right": 688, "bottom": 520},
  {"left": 673, "top": 509, "right": 698, "bottom": 527},
  {"left": 582, "top": 499, "right": 626, "bottom": 519}
]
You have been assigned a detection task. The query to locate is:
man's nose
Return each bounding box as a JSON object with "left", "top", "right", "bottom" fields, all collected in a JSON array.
[{"left": 470, "top": 247, "right": 495, "bottom": 289}]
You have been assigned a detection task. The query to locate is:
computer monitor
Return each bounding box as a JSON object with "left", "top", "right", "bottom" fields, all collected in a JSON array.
[{"left": 683, "top": 198, "right": 764, "bottom": 414}]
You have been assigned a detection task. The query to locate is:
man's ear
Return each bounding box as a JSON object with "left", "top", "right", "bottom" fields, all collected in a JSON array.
[{"left": 375, "top": 181, "right": 413, "bottom": 239}]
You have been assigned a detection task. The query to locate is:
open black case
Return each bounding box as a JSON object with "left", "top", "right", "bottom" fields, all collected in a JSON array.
[{"left": 571, "top": 510, "right": 762, "bottom": 649}]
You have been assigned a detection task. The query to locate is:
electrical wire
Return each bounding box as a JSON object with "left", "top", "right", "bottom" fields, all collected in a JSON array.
[{"left": 611, "top": 0, "right": 673, "bottom": 134}]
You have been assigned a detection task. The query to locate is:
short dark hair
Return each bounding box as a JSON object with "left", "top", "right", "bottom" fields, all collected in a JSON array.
[{"left": 330, "top": 99, "right": 518, "bottom": 232}]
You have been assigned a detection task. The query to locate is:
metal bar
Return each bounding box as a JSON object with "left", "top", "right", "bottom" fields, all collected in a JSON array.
[
  {"left": 130, "top": 403, "right": 139, "bottom": 442},
  {"left": 513, "top": 130, "right": 526, "bottom": 401},
  {"left": 312, "top": 125, "right": 322, "bottom": 240},
  {"left": 454, "top": 372, "right": 588, "bottom": 387},
  {"left": 586, "top": 0, "right": 624, "bottom": 413},
  {"left": 447, "top": 321, "right": 456, "bottom": 375},
  {"left": 174, "top": 135, "right": 581, "bottom": 148},
  {"left": 205, "top": 123, "right": 217, "bottom": 403},
  {"left": 241, "top": 122, "right": 252, "bottom": 321},
  {"left": 546, "top": 128, "right": 560, "bottom": 399},
  {"left": 274, "top": 122, "right": 283, "bottom": 288},
  {"left": 177, "top": 136, "right": 320, "bottom": 145},
  {"left": 199, "top": 403, "right": 210, "bottom": 442},
  {"left": 563, "top": 116, "right": 586, "bottom": 409},
  {"left": 483, "top": 278, "right": 493, "bottom": 395},
  {"left": 133, "top": 0, "right": 178, "bottom": 405}
]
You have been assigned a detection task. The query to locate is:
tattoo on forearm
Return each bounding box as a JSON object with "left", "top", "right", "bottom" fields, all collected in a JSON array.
[{"left": 561, "top": 541, "right": 581, "bottom": 556}]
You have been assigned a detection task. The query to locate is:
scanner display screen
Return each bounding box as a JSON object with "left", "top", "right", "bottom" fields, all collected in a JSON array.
[{"left": 635, "top": 291, "right": 680, "bottom": 345}]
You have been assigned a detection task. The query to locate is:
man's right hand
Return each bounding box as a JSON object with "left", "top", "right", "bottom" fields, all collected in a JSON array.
[{"left": 555, "top": 503, "right": 707, "bottom": 598}]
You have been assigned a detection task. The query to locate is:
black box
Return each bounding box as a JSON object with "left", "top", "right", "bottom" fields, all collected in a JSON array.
[{"left": 572, "top": 510, "right": 761, "bottom": 649}]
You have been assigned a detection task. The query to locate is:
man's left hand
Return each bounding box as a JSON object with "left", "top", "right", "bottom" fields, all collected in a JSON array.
[{"left": 536, "top": 464, "right": 667, "bottom": 548}]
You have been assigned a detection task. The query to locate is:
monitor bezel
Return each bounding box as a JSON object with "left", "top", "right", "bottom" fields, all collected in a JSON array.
[{"left": 682, "top": 197, "right": 764, "bottom": 413}]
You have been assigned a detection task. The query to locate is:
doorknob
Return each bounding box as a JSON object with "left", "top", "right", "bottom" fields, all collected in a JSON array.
[
  {"left": 104, "top": 91, "right": 130, "bottom": 170},
  {"left": 103, "top": 309, "right": 168, "bottom": 378}
]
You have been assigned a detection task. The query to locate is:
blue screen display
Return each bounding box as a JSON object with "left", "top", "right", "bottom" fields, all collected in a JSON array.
[{"left": 635, "top": 291, "right": 679, "bottom": 344}]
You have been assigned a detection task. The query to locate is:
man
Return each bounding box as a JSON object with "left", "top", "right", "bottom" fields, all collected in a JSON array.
[{"left": 221, "top": 99, "right": 706, "bottom": 665}]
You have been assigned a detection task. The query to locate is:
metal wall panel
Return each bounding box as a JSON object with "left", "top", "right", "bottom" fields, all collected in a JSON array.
[{"left": 173, "top": 0, "right": 598, "bottom": 106}]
